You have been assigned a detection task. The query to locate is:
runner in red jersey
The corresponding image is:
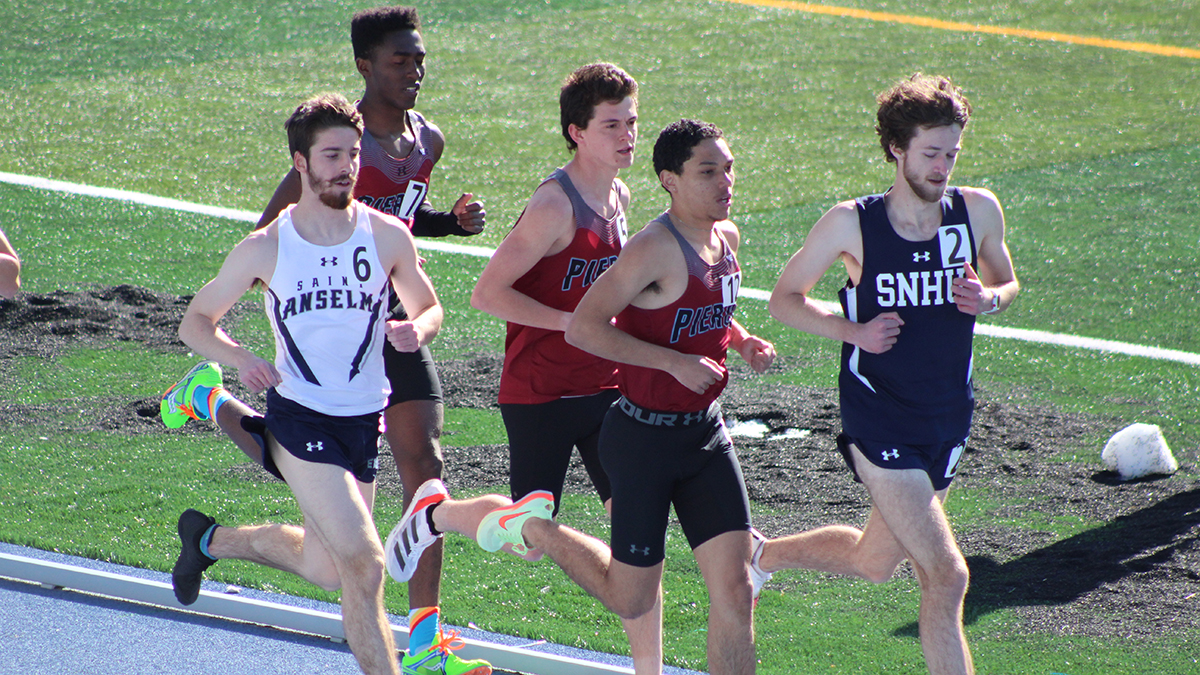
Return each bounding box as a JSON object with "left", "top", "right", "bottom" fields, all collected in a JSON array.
[
  {"left": 469, "top": 63, "right": 664, "bottom": 674},
  {"left": 380, "top": 120, "right": 775, "bottom": 675}
]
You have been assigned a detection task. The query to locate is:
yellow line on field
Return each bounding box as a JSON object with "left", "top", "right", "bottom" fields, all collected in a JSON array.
[{"left": 716, "top": 0, "right": 1200, "bottom": 59}]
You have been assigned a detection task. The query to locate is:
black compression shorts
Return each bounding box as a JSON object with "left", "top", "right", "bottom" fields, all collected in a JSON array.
[
  {"left": 500, "top": 389, "right": 619, "bottom": 512},
  {"left": 384, "top": 341, "right": 443, "bottom": 408},
  {"left": 601, "top": 398, "right": 751, "bottom": 567}
]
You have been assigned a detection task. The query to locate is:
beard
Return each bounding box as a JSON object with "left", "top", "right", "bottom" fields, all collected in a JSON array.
[
  {"left": 902, "top": 162, "right": 949, "bottom": 204},
  {"left": 306, "top": 170, "right": 357, "bottom": 210}
]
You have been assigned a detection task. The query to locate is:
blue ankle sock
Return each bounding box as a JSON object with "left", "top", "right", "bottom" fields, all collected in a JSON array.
[
  {"left": 192, "top": 385, "right": 233, "bottom": 421},
  {"left": 198, "top": 524, "right": 219, "bottom": 561}
]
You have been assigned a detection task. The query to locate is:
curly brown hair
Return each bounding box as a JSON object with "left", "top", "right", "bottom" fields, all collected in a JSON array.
[
  {"left": 875, "top": 74, "right": 971, "bottom": 163},
  {"left": 559, "top": 63, "right": 638, "bottom": 152}
]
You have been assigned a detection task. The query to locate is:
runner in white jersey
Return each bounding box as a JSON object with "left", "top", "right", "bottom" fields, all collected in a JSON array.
[
  {"left": 165, "top": 94, "right": 442, "bottom": 675},
  {"left": 266, "top": 203, "right": 391, "bottom": 416}
]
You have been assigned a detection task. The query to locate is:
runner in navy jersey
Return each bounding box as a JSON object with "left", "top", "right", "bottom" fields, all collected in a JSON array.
[
  {"left": 761, "top": 74, "right": 1019, "bottom": 675},
  {"left": 466, "top": 63, "right": 664, "bottom": 674},
  {"left": 381, "top": 120, "right": 775, "bottom": 675},
  {"left": 162, "top": 7, "right": 490, "bottom": 673}
]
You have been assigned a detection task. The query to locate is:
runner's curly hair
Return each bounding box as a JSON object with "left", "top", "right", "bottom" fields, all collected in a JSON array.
[{"left": 876, "top": 73, "right": 971, "bottom": 162}]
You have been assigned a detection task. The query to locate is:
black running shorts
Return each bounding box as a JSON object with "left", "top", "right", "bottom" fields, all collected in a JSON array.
[
  {"left": 384, "top": 341, "right": 443, "bottom": 408},
  {"left": 260, "top": 389, "right": 382, "bottom": 484},
  {"left": 500, "top": 389, "right": 619, "bottom": 511},
  {"left": 601, "top": 398, "right": 751, "bottom": 567},
  {"left": 837, "top": 433, "right": 968, "bottom": 492}
]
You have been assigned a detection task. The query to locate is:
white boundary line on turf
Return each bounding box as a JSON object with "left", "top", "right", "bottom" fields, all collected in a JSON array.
[{"left": 5, "top": 171, "right": 1199, "bottom": 367}]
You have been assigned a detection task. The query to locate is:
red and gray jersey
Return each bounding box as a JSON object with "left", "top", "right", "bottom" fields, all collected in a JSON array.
[
  {"left": 499, "top": 168, "right": 629, "bottom": 404},
  {"left": 616, "top": 212, "right": 740, "bottom": 413},
  {"left": 265, "top": 202, "right": 391, "bottom": 416},
  {"left": 354, "top": 110, "right": 434, "bottom": 224}
]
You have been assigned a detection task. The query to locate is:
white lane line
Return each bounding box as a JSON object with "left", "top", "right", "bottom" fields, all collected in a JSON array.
[{"left": 4, "top": 171, "right": 1198, "bottom": 366}]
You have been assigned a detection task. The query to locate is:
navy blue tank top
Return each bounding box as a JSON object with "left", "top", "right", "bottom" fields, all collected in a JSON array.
[{"left": 837, "top": 188, "right": 976, "bottom": 444}]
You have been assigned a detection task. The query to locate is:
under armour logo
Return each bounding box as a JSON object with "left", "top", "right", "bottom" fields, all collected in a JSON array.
[
  {"left": 912, "top": 252, "right": 931, "bottom": 262},
  {"left": 881, "top": 449, "right": 900, "bottom": 461},
  {"left": 306, "top": 441, "right": 324, "bottom": 452},
  {"left": 630, "top": 544, "right": 650, "bottom": 556},
  {"left": 320, "top": 257, "right": 338, "bottom": 267}
]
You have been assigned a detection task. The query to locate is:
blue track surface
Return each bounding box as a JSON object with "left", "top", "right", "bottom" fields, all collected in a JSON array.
[{"left": 0, "top": 542, "right": 702, "bottom": 674}]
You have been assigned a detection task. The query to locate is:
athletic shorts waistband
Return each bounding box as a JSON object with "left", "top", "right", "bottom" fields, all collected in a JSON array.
[{"left": 616, "top": 396, "right": 716, "bottom": 427}]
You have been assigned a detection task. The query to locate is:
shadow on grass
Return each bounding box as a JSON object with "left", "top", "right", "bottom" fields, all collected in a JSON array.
[{"left": 891, "top": 481, "right": 1200, "bottom": 637}]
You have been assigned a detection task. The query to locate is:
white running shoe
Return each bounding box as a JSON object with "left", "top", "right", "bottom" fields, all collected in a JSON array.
[
  {"left": 385, "top": 478, "right": 448, "bottom": 583},
  {"left": 475, "top": 491, "right": 554, "bottom": 556},
  {"left": 749, "top": 527, "right": 773, "bottom": 605}
]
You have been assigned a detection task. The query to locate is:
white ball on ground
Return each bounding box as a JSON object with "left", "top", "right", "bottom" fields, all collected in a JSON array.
[{"left": 1101, "top": 423, "right": 1179, "bottom": 480}]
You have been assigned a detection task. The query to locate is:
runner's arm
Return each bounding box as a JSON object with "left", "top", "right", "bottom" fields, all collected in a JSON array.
[
  {"left": 952, "top": 188, "right": 1019, "bottom": 316},
  {"left": 729, "top": 320, "right": 776, "bottom": 374},
  {"left": 470, "top": 184, "right": 576, "bottom": 331},
  {"left": 413, "top": 120, "right": 485, "bottom": 236},
  {"left": 0, "top": 228, "right": 20, "bottom": 298},
  {"left": 376, "top": 216, "right": 443, "bottom": 352},
  {"left": 179, "top": 233, "right": 281, "bottom": 390},
  {"left": 566, "top": 228, "right": 725, "bottom": 394},
  {"left": 769, "top": 202, "right": 904, "bottom": 354},
  {"left": 412, "top": 198, "right": 485, "bottom": 237}
]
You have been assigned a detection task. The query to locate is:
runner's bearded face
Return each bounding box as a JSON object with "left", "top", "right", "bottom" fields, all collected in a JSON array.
[
  {"left": 897, "top": 123, "right": 962, "bottom": 204},
  {"left": 304, "top": 126, "right": 361, "bottom": 210}
]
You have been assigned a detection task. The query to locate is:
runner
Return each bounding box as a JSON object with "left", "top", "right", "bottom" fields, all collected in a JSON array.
[
  {"left": 385, "top": 120, "right": 776, "bottom": 675},
  {"left": 760, "top": 74, "right": 1019, "bottom": 675},
  {"left": 167, "top": 93, "right": 458, "bottom": 675},
  {"left": 163, "top": 8, "right": 488, "bottom": 671},
  {"left": 466, "top": 62, "right": 663, "bottom": 674}
]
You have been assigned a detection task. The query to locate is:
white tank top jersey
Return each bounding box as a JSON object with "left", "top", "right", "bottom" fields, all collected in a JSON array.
[{"left": 264, "top": 203, "right": 392, "bottom": 416}]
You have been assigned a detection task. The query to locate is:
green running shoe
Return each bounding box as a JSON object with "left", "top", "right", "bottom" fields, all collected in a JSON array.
[
  {"left": 160, "top": 361, "right": 223, "bottom": 429},
  {"left": 475, "top": 490, "right": 553, "bottom": 555},
  {"left": 402, "top": 631, "right": 491, "bottom": 675}
]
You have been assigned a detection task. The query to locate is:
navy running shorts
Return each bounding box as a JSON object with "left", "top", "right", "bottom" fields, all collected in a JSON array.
[
  {"left": 501, "top": 389, "right": 619, "bottom": 512},
  {"left": 601, "top": 398, "right": 751, "bottom": 567},
  {"left": 837, "top": 433, "right": 968, "bottom": 492},
  {"left": 259, "top": 389, "right": 383, "bottom": 484}
]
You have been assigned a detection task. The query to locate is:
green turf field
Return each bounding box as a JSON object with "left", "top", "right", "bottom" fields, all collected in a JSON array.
[{"left": 2, "top": 1, "right": 1198, "bottom": 672}]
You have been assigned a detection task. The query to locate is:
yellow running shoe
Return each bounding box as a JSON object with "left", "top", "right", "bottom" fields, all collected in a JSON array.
[{"left": 160, "top": 361, "right": 223, "bottom": 429}]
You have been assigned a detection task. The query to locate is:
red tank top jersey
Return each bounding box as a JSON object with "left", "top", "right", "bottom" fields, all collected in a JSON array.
[
  {"left": 353, "top": 110, "right": 434, "bottom": 225},
  {"left": 498, "top": 168, "right": 629, "bottom": 404},
  {"left": 616, "top": 213, "right": 741, "bottom": 413}
]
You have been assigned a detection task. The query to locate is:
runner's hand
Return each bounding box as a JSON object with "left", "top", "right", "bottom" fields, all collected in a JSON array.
[
  {"left": 951, "top": 261, "right": 989, "bottom": 315},
  {"left": 386, "top": 320, "right": 423, "bottom": 352},
  {"left": 453, "top": 193, "right": 486, "bottom": 234},
  {"left": 670, "top": 354, "right": 725, "bottom": 394},
  {"left": 736, "top": 335, "right": 776, "bottom": 373},
  {"left": 855, "top": 311, "right": 904, "bottom": 354},
  {"left": 236, "top": 353, "right": 282, "bottom": 393}
]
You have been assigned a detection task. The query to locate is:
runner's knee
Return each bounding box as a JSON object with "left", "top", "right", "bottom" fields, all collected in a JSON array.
[{"left": 915, "top": 554, "right": 970, "bottom": 601}]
